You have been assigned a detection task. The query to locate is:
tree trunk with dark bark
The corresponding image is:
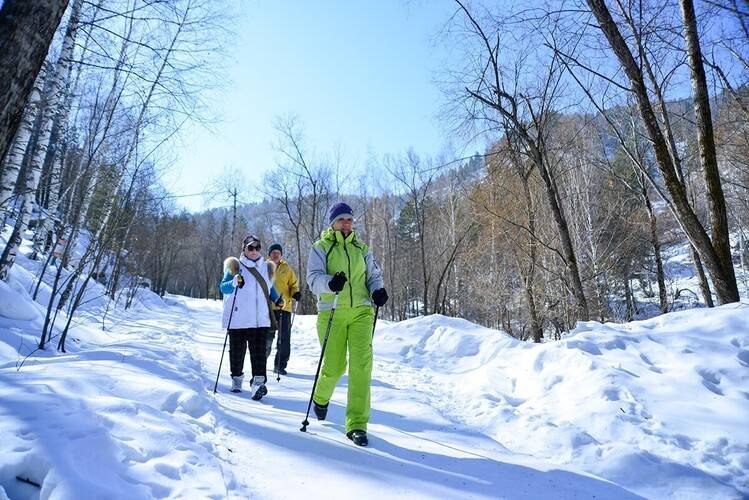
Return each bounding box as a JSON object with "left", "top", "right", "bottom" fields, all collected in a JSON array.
[
  {"left": 0, "top": 0, "right": 70, "bottom": 165},
  {"left": 691, "top": 245, "right": 715, "bottom": 307},
  {"left": 533, "top": 147, "right": 590, "bottom": 321},
  {"left": 521, "top": 174, "right": 543, "bottom": 342},
  {"left": 680, "top": 0, "right": 738, "bottom": 302},
  {"left": 586, "top": 0, "right": 740, "bottom": 304}
]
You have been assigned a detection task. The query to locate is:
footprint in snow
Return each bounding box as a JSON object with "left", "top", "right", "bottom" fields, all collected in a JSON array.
[
  {"left": 602, "top": 388, "right": 621, "bottom": 401},
  {"left": 120, "top": 443, "right": 149, "bottom": 463},
  {"left": 670, "top": 434, "right": 694, "bottom": 450},
  {"left": 697, "top": 368, "right": 724, "bottom": 396},
  {"left": 602, "top": 337, "right": 628, "bottom": 350},
  {"left": 645, "top": 334, "right": 663, "bottom": 345},
  {"left": 532, "top": 351, "right": 545, "bottom": 372},
  {"left": 565, "top": 340, "right": 602, "bottom": 356},
  {"left": 737, "top": 350, "right": 749, "bottom": 367},
  {"left": 153, "top": 462, "right": 181, "bottom": 480}
]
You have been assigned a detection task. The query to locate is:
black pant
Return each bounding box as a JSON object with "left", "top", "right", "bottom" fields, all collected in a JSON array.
[
  {"left": 265, "top": 331, "right": 275, "bottom": 360},
  {"left": 273, "top": 310, "right": 292, "bottom": 370},
  {"left": 229, "top": 328, "right": 269, "bottom": 383}
]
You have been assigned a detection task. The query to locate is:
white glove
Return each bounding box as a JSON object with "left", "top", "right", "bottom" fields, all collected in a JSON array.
[{"left": 231, "top": 275, "right": 239, "bottom": 287}]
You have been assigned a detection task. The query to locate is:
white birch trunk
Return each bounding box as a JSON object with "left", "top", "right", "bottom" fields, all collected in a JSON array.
[
  {"left": 0, "top": 70, "right": 46, "bottom": 215},
  {"left": 31, "top": 0, "right": 83, "bottom": 258},
  {"left": 0, "top": 96, "right": 48, "bottom": 280}
]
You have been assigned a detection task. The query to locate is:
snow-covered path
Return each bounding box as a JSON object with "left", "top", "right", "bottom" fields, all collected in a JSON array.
[
  {"left": 180, "top": 297, "right": 638, "bottom": 499},
  {"left": 2, "top": 283, "right": 747, "bottom": 499}
]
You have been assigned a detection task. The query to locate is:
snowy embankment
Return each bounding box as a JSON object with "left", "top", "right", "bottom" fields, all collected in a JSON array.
[
  {"left": 376, "top": 310, "right": 749, "bottom": 498},
  {"left": 0, "top": 252, "right": 227, "bottom": 498},
  {"left": 0, "top": 238, "right": 747, "bottom": 498}
]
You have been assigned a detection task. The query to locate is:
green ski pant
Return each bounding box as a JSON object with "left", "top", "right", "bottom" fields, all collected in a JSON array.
[{"left": 313, "top": 306, "right": 374, "bottom": 433}]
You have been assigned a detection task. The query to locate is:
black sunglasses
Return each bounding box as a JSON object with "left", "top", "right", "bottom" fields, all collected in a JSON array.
[{"left": 246, "top": 244, "right": 261, "bottom": 251}]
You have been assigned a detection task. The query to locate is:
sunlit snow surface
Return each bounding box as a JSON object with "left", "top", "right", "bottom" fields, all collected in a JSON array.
[{"left": 0, "top": 229, "right": 747, "bottom": 498}]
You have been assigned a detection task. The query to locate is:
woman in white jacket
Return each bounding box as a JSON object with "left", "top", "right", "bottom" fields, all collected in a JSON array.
[{"left": 219, "top": 234, "right": 283, "bottom": 399}]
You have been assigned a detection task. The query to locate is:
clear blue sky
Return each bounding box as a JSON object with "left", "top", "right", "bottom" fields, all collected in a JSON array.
[{"left": 163, "top": 0, "right": 470, "bottom": 211}]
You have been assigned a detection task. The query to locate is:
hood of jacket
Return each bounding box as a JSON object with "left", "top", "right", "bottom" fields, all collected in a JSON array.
[{"left": 319, "top": 228, "right": 364, "bottom": 246}]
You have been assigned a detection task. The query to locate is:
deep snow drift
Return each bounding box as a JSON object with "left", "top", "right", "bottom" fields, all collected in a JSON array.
[
  {"left": 376, "top": 310, "right": 749, "bottom": 498},
  {"left": 0, "top": 233, "right": 747, "bottom": 498}
]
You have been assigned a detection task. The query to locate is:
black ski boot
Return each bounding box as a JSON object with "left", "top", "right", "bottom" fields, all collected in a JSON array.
[
  {"left": 347, "top": 430, "right": 368, "bottom": 447},
  {"left": 313, "top": 401, "right": 328, "bottom": 420},
  {"left": 251, "top": 385, "right": 267, "bottom": 401},
  {"left": 251, "top": 376, "right": 267, "bottom": 401}
]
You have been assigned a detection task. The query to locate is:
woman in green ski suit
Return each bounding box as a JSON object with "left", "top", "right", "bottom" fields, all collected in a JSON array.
[{"left": 306, "top": 202, "right": 388, "bottom": 447}]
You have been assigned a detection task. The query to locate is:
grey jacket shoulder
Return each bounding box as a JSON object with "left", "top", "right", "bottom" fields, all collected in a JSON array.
[{"left": 306, "top": 245, "right": 332, "bottom": 295}]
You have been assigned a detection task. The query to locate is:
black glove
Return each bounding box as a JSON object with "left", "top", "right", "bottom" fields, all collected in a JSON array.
[
  {"left": 236, "top": 274, "right": 245, "bottom": 289},
  {"left": 275, "top": 297, "right": 284, "bottom": 307},
  {"left": 372, "top": 288, "right": 388, "bottom": 307},
  {"left": 292, "top": 291, "right": 302, "bottom": 302},
  {"left": 328, "top": 272, "right": 347, "bottom": 293}
]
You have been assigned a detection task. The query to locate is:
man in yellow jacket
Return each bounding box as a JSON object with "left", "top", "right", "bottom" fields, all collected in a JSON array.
[{"left": 268, "top": 243, "right": 301, "bottom": 375}]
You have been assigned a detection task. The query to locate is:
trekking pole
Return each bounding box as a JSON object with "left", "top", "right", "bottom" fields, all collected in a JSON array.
[
  {"left": 372, "top": 305, "right": 380, "bottom": 340},
  {"left": 276, "top": 310, "right": 284, "bottom": 382},
  {"left": 213, "top": 280, "right": 239, "bottom": 394},
  {"left": 300, "top": 293, "right": 340, "bottom": 432}
]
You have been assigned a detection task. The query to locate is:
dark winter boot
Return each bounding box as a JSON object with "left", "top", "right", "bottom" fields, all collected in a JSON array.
[
  {"left": 251, "top": 376, "right": 267, "bottom": 401},
  {"left": 347, "top": 430, "right": 368, "bottom": 447},
  {"left": 312, "top": 400, "right": 328, "bottom": 421}
]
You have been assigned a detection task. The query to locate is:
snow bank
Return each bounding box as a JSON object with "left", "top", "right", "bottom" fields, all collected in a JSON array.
[
  {"left": 0, "top": 303, "right": 228, "bottom": 499},
  {"left": 0, "top": 229, "right": 229, "bottom": 498},
  {"left": 375, "top": 306, "right": 749, "bottom": 498},
  {"left": 0, "top": 279, "right": 40, "bottom": 321},
  {"left": 130, "top": 287, "right": 167, "bottom": 311},
  {"left": 376, "top": 314, "right": 518, "bottom": 371}
]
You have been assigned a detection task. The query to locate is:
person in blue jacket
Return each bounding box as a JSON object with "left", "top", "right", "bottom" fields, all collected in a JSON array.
[{"left": 220, "top": 234, "right": 283, "bottom": 400}]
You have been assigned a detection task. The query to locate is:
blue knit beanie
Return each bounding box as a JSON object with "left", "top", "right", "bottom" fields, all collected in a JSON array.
[{"left": 328, "top": 202, "right": 354, "bottom": 225}]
